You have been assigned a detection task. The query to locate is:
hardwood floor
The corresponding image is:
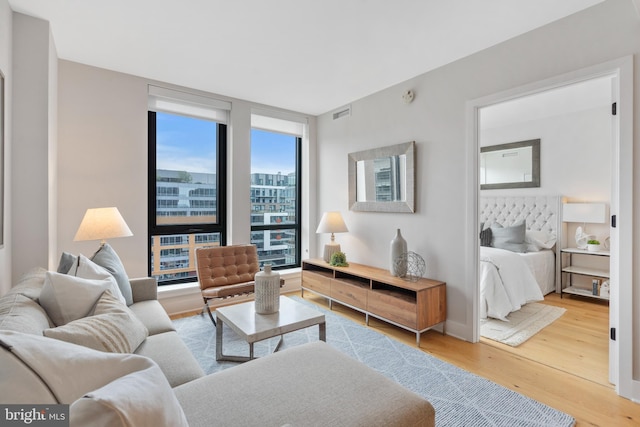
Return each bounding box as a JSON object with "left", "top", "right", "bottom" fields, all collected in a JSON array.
[
  {"left": 172, "top": 292, "right": 639, "bottom": 426},
  {"left": 297, "top": 291, "right": 639, "bottom": 427}
]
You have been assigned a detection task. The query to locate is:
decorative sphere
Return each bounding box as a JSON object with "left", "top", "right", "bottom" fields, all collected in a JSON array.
[{"left": 394, "top": 251, "right": 426, "bottom": 282}]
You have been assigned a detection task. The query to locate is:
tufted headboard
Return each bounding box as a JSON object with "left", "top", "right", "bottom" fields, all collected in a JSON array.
[
  {"left": 480, "top": 195, "right": 562, "bottom": 292},
  {"left": 480, "top": 195, "right": 561, "bottom": 237}
]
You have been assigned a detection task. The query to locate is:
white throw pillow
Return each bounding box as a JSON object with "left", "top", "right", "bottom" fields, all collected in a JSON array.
[
  {"left": 39, "top": 271, "right": 111, "bottom": 326},
  {"left": 91, "top": 243, "right": 133, "bottom": 306},
  {"left": 71, "top": 363, "right": 189, "bottom": 427},
  {"left": 67, "top": 254, "right": 126, "bottom": 304},
  {"left": 44, "top": 290, "right": 148, "bottom": 353},
  {"left": 0, "top": 330, "right": 155, "bottom": 404},
  {"left": 0, "top": 330, "right": 188, "bottom": 427}
]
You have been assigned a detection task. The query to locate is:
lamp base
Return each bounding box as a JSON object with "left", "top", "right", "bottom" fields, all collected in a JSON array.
[{"left": 323, "top": 242, "right": 341, "bottom": 263}]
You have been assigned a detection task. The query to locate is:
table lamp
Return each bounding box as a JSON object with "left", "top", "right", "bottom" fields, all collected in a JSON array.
[
  {"left": 316, "top": 211, "right": 348, "bottom": 263},
  {"left": 562, "top": 203, "right": 607, "bottom": 249},
  {"left": 74, "top": 207, "right": 133, "bottom": 248}
]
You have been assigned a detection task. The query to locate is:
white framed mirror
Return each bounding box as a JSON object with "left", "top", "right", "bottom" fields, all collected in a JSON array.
[
  {"left": 348, "top": 141, "right": 415, "bottom": 213},
  {"left": 480, "top": 139, "right": 540, "bottom": 190}
]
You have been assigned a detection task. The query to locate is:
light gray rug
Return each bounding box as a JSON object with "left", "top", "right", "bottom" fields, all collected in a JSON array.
[
  {"left": 481, "top": 303, "right": 567, "bottom": 347},
  {"left": 174, "top": 296, "right": 574, "bottom": 427}
]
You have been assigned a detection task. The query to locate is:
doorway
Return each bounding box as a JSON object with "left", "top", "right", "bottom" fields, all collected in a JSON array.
[{"left": 466, "top": 56, "right": 634, "bottom": 398}]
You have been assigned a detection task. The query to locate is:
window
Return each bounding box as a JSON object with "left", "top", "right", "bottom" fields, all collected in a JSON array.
[
  {"left": 148, "top": 87, "right": 229, "bottom": 285},
  {"left": 250, "top": 113, "right": 303, "bottom": 270}
]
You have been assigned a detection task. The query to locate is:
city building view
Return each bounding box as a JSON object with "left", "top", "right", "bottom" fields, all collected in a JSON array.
[{"left": 151, "top": 169, "right": 298, "bottom": 284}]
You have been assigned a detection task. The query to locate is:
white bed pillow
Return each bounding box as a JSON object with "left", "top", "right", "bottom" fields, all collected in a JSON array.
[
  {"left": 39, "top": 272, "right": 111, "bottom": 326},
  {"left": 525, "top": 230, "right": 557, "bottom": 252}
]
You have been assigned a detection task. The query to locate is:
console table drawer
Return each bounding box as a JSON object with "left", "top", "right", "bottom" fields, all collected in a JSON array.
[
  {"left": 331, "top": 279, "right": 367, "bottom": 310},
  {"left": 303, "top": 271, "right": 331, "bottom": 295},
  {"left": 367, "top": 290, "right": 417, "bottom": 329}
]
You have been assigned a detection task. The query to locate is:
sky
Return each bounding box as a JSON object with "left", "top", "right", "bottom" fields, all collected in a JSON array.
[{"left": 156, "top": 112, "right": 296, "bottom": 175}]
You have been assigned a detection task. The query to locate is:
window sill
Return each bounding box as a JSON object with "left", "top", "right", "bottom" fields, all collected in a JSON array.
[{"left": 157, "top": 266, "right": 302, "bottom": 298}]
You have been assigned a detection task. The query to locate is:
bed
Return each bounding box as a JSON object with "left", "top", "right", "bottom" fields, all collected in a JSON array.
[{"left": 479, "top": 195, "right": 561, "bottom": 320}]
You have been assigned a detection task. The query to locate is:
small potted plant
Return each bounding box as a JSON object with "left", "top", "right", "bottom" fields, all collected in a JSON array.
[
  {"left": 587, "top": 239, "right": 601, "bottom": 252},
  {"left": 330, "top": 251, "right": 349, "bottom": 267}
]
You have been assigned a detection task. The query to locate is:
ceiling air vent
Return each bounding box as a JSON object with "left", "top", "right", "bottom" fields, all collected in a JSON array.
[{"left": 332, "top": 105, "right": 351, "bottom": 120}]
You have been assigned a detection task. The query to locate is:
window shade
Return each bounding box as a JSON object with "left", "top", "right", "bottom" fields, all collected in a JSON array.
[
  {"left": 251, "top": 109, "right": 307, "bottom": 137},
  {"left": 148, "top": 85, "right": 230, "bottom": 123}
]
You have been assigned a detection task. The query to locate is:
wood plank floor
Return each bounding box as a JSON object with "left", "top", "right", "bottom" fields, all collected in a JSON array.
[
  {"left": 172, "top": 292, "right": 640, "bottom": 426},
  {"left": 297, "top": 292, "right": 639, "bottom": 427}
]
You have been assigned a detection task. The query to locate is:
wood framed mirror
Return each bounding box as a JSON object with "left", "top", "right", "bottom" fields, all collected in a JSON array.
[
  {"left": 348, "top": 141, "right": 415, "bottom": 213},
  {"left": 480, "top": 139, "right": 540, "bottom": 190}
]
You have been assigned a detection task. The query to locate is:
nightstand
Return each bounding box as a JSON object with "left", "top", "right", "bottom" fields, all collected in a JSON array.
[{"left": 560, "top": 248, "right": 610, "bottom": 300}]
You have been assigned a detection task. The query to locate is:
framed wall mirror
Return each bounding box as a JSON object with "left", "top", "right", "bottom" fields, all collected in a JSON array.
[
  {"left": 480, "top": 139, "right": 540, "bottom": 190},
  {"left": 348, "top": 141, "right": 415, "bottom": 213}
]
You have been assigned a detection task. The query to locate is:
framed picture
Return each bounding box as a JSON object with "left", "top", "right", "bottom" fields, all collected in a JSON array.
[{"left": 0, "top": 69, "right": 4, "bottom": 247}]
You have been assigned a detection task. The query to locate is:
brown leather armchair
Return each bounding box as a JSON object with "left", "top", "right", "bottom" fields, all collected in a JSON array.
[{"left": 194, "top": 244, "right": 266, "bottom": 325}]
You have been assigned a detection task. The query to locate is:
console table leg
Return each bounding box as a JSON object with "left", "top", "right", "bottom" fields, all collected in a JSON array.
[{"left": 416, "top": 332, "right": 421, "bottom": 347}]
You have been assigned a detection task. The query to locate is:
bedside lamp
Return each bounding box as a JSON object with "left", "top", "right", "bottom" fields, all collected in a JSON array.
[
  {"left": 74, "top": 207, "right": 133, "bottom": 248},
  {"left": 316, "top": 211, "right": 348, "bottom": 263},
  {"left": 562, "top": 203, "right": 607, "bottom": 249}
]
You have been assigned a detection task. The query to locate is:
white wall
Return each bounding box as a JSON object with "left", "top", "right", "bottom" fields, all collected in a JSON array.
[
  {"left": 0, "top": 0, "right": 11, "bottom": 295},
  {"left": 481, "top": 106, "right": 612, "bottom": 242},
  {"left": 57, "top": 60, "right": 316, "bottom": 282},
  {"left": 316, "top": 0, "right": 640, "bottom": 360},
  {"left": 11, "top": 13, "right": 57, "bottom": 282}
]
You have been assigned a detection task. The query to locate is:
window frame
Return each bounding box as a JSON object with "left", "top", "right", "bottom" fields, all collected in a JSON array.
[
  {"left": 147, "top": 111, "right": 228, "bottom": 285},
  {"left": 250, "top": 135, "right": 302, "bottom": 271}
]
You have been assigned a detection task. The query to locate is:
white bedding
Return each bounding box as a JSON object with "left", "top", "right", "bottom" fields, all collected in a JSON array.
[
  {"left": 519, "top": 249, "right": 555, "bottom": 295},
  {"left": 480, "top": 247, "right": 544, "bottom": 320}
]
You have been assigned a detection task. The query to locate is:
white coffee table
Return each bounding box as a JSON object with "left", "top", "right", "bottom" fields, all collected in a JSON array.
[{"left": 215, "top": 296, "right": 326, "bottom": 362}]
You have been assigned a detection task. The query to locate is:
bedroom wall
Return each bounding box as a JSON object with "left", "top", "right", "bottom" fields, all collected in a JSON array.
[
  {"left": 0, "top": 0, "right": 11, "bottom": 295},
  {"left": 481, "top": 105, "right": 612, "bottom": 243},
  {"left": 315, "top": 0, "right": 640, "bottom": 381}
]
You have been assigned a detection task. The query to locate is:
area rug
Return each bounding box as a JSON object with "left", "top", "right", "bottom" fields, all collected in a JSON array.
[
  {"left": 174, "top": 296, "right": 574, "bottom": 427},
  {"left": 481, "top": 302, "right": 567, "bottom": 347}
]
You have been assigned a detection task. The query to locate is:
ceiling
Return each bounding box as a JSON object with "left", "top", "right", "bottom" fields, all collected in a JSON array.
[
  {"left": 8, "top": 0, "right": 604, "bottom": 116},
  {"left": 481, "top": 76, "right": 613, "bottom": 130}
]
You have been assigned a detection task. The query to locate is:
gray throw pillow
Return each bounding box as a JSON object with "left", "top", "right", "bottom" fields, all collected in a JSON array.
[
  {"left": 91, "top": 244, "right": 133, "bottom": 306},
  {"left": 57, "top": 252, "right": 78, "bottom": 273},
  {"left": 490, "top": 221, "right": 526, "bottom": 253}
]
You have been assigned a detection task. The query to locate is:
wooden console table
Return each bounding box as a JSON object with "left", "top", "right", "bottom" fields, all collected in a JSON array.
[{"left": 301, "top": 259, "right": 446, "bottom": 345}]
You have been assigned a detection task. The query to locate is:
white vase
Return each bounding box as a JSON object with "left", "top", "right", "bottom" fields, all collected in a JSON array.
[
  {"left": 390, "top": 229, "right": 408, "bottom": 277},
  {"left": 255, "top": 264, "right": 280, "bottom": 314}
]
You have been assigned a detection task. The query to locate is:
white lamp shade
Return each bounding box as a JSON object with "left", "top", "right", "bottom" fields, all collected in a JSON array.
[
  {"left": 316, "top": 212, "right": 349, "bottom": 234},
  {"left": 74, "top": 207, "right": 133, "bottom": 242},
  {"left": 562, "top": 203, "right": 607, "bottom": 224}
]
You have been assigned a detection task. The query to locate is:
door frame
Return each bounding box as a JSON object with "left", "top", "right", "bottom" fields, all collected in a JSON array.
[{"left": 465, "top": 56, "right": 634, "bottom": 398}]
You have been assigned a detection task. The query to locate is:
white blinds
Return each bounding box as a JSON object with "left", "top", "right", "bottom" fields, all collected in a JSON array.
[
  {"left": 251, "top": 109, "right": 307, "bottom": 137},
  {"left": 148, "top": 85, "right": 231, "bottom": 123}
]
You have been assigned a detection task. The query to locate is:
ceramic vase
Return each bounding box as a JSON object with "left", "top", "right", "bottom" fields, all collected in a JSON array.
[
  {"left": 255, "top": 264, "right": 280, "bottom": 314},
  {"left": 390, "top": 229, "right": 407, "bottom": 277}
]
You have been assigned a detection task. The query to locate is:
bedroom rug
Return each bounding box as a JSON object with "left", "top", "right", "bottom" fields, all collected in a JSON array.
[
  {"left": 174, "top": 296, "right": 574, "bottom": 427},
  {"left": 481, "top": 302, "right": 567, "bottom": 347}
]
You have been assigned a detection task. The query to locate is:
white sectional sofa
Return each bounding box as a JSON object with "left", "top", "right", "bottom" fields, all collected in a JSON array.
[{"left": 0, "top": 267, "right": 435, "bottom": 426}]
